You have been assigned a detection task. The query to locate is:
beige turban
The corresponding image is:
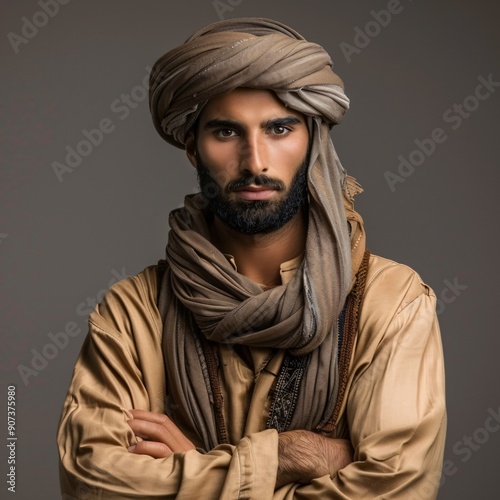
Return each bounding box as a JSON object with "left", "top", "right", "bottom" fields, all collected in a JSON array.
[
  {"left": 151, "top": 18, "right": 367, "bottom": 448},
  {"left": 149, "top": 17, "right": 349, "bottom": 148}
]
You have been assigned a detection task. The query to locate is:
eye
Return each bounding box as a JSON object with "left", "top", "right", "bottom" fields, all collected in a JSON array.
[
  {"left": 269, "top": 124, "right": 291, "bottom": 136},
  {"left": 215, "top": 129, "right": 237, "bottom": 138}
]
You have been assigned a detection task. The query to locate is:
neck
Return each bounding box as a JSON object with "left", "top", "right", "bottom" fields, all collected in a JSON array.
[{"left": 209, "top": 208, "right": 308, "bottom": 288}]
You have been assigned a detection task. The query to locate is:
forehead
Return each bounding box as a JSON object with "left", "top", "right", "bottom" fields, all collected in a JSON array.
[{"left": 198, "top": 88, "right": 304, "bottom": 122}]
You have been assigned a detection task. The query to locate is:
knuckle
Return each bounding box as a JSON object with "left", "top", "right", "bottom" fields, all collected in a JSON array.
[
  {"left": 156, "top": 424, "right": 170, "bottom": 440},
  {"left": 158, "top": 413, "right": 170, "bottom": 426},
  {"left": 158, "top": 443, "right": 170, "bottom": 456}
]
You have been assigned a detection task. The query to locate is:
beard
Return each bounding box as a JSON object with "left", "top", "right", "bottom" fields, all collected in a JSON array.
[{"left": 195, "top": 154, "right": 309, "bottom": 235}]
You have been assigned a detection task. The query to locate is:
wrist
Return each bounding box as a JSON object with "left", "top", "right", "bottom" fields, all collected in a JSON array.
[
  {"left": 276, "top": 431, "right": 353, "bottom": 488},
  {"left": 277, "top": 431, "right": 326, "bottom": 487}
]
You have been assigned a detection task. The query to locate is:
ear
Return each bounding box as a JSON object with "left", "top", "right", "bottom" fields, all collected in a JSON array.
[{"left": 185, "top": 130, "right": 197, "bottom": 168}]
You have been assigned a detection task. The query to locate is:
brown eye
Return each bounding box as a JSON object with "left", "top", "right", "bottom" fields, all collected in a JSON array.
[
  {"left": 271, "top": 125, "right": 289, "bottom": 135},
  {"left": 216, "top": 129, "right": 236, "bottom": 138}
]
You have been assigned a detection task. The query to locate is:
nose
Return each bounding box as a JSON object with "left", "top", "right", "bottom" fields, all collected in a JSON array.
[{"left": 239, "top": 134, "right": 268, "bottom": 176}]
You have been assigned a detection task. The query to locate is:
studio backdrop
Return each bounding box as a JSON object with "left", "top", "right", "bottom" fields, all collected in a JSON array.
[{"left": 1, "top": 0, "right": 499, "bottom": 498}]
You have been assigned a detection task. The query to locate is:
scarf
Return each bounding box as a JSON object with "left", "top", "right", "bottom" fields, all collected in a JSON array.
[{"left": 152, "top": 18, "right": 366, "bottom": 450}]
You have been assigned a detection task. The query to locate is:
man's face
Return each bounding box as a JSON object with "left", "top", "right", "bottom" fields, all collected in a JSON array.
[{"left": 186, "top": 88, "right": 310, "bottom": 234}]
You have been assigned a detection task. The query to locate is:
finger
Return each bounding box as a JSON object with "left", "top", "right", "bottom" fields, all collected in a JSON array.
[
  {"left": 128, "top": 440, "right": 172, "bottom": 459},
  {"left": 127, "top": 418, "right": 159, "bottom": 440},
  {"left": 129, "top": 409, "right": 175, "bottom": 425},
  {"left": 128, "top": 418, "right": 169, "bottom": 442},
  {"left": 127, "top": 417, "right": 194, "bottom": 452},
  {"left": 128, "top": 410, "right": 195, "bottom": 450}
]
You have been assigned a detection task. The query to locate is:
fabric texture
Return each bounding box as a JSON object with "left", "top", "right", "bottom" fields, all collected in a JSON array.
[
  {"left": 57, "top": 255, "right": 447, "bottom": 499},
  {"left": 151, "top": 17, "right": 366, "bottom": 451},
  {"left": 55, "top": 17, "right": 447, "bottom": 498}
]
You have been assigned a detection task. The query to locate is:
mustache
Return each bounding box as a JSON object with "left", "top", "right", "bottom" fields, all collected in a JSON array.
[{"left": 226, "top": 174, "right": 285, "bottom": 193}]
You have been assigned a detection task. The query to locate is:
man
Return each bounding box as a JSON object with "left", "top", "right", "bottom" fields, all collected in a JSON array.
[{"left": 57, "top": 18, "right": 446, "bottom": 499}]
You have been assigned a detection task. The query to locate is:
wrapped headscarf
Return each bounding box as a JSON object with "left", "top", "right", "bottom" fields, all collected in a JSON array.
[
  {"left": 151, "top": 17, "right": 366, "bottom": 450},
  {"left": 150, "top": 18, "right": 348, "bottom": 147}
]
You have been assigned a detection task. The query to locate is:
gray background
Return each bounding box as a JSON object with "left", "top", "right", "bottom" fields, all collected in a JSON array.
[{"left": 1, "top": 0, "right": 499, "bottom": 498}]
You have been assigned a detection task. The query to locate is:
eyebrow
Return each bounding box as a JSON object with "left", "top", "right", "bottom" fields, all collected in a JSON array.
[{"left": 202, "top": 116, "right": 303, "bottom": 131}]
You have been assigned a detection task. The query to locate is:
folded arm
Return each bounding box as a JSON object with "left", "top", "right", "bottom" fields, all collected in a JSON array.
[
  {"left": 57, "top": 270, "right": 279, "bottom": 499},
  {"left": 125, "top": 410, "right": 353, "bottom": 490},
  {"left": 275, "top": 265, "right": 447, "bottom": 499},
  {"left": 276, "top": 431, "right": 353, "bottom": 488}
]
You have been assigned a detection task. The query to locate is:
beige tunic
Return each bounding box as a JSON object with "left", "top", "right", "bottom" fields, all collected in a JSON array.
[{"left": 57, "top": 254, "right": 446, "bottom": 499}]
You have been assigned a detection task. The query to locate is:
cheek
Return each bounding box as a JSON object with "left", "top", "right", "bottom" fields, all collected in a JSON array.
[
  {"left": 270, "top": 136, "right": 309, "bottom": 171},
  {"left": 286, "top": 140, "right": 308, "bottom": 159},
  {"left": 198, "top": 141, "right": 240, "bottom": 185}
]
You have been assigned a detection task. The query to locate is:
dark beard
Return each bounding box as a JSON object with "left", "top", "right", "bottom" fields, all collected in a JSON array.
[{"left": 196, "top": 156, "right": 309, "bottom": 235}]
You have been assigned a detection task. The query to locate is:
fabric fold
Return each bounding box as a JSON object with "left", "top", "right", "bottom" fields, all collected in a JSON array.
[{"left": 152, "top": 17, "right": 366, "bottom": 449}]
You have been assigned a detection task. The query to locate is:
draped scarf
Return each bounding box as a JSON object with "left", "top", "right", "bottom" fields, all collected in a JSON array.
[{"left": 151, "top": 18, "right": 366, "bottom": 450}]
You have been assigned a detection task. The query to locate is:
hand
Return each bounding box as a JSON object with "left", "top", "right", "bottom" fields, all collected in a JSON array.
[
  {"left": 276, "top": 430, "right": 353, "bottom": 488},
  {"left": 127, "top": 409, "right": 195, "bottom": 459}
]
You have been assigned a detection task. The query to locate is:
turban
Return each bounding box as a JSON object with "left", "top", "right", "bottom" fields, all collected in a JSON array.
[
  {"left": 149, "top": 17, "right": 349, "bottom": 148},
  {"left": 152, "top": 18, "right": 366, "bottom": 449}
]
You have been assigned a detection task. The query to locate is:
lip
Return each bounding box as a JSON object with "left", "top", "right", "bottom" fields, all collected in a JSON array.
[{"left": 233, "top": 186, "right": 277, "bottom": 201}]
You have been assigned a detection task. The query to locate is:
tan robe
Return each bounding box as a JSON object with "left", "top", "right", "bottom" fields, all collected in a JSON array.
[{"left": 57, "top": 254, "right": 446, "bottom": 499}]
